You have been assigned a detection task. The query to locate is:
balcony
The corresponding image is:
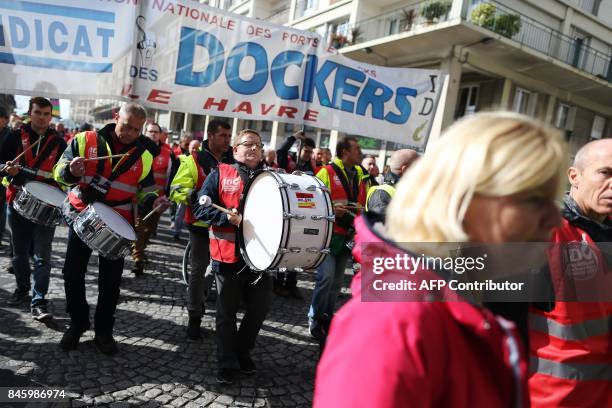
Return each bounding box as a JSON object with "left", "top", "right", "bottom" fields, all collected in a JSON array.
[
  {"left": 346, "top": 0, "right": 452, "bottom": 47},
  {"left": 467, "top": 0, "right": 611, "bottom": 81}
]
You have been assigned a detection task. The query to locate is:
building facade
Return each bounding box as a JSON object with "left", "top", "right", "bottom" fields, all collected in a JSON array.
[{"left": 152, "top": 0, "right": 612, "bottom": 161}]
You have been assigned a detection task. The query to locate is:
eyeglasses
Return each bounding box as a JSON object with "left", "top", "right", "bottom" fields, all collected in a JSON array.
[{"left": 237, "top": 141, "right": 262, "bottom": 149}]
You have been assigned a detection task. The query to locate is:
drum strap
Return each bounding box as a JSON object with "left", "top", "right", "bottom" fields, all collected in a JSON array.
[
  {"left": 331, "top": 163, "right": 359, "bottom": 231},
  {"left": 30, "top": 136, "right": 59, "bottom": 170},
  {"left": 330, "top": 163, "right": 358, "bottom": 202}
]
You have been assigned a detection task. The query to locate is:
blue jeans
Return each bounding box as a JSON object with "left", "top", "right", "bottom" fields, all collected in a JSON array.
[
  {"left": 8, "top": 206, "right": 55, "bottom": 307},
  {"left": 308, "top": 251, "right": 350, "bottom": 328}
]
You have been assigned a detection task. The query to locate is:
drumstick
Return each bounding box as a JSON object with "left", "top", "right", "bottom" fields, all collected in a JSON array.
[
  {"left": 142, "top": 204, "right": 165, "bottom": 222},
  {"left": 198, "top": 195, "right": 234, "bottom": 215},
  {"left": 1, "top": 137, "right": 44, "bottom": 171},
  {"left": 83, "top": 153, "right": 129, "bottom": 162}
]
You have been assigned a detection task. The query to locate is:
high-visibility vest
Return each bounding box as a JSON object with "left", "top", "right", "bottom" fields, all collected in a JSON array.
[
  {"left": 325, "top": 163, "right": 366, "bottom": 236},
  {"left": 209, "top": 163, "right": 242, "bottom": 263},
  {"left": 365, "top": 183, "right": 396, "bottom": 211},
  {"left": 152, "top": 142, "right": 172, "bottom": 194},
  {"left": 66, "top": 131, "right": 154, "bottom": 222},
  {"left": 6, "top": 126, "right": 62, "bottom": 204},
  {"left": 529, "top": 218, "right": 612, "bottom": 407},
  {"left": 184, "top": 152, "right": 207, "bottom": 227}
]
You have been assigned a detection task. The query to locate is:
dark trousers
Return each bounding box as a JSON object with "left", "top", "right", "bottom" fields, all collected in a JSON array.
[
  {"left": 0, "top": 185, "right": 6, "bottom": 244},
  {"left": 214, "top": 259, "right": 272, "bottom": 369},
  {"left": 62, "top": 226, "right": 124, "bottom": 335},
  {"left": 187, "top": 227, "right": 212, "bottom": 318},
  {"left": 274, "top": 270, "right": 298, "bottom": 288}
]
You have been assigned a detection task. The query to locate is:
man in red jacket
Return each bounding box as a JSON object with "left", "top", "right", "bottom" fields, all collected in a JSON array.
[{"left": 529, "top": 139, "right": 612, "bottom": 407}]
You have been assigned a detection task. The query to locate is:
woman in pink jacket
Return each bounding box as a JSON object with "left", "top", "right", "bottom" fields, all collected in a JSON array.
[{"left": 314, "top": 112, "right": 568, "bottom": 407}]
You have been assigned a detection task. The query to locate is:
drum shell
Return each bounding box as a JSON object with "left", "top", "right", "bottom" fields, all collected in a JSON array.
[
  {"left": 240, "top": 170, "right": 333, "bottom": 272},
  {"left": 12, "top": 185, "right": 64, "bottom": 226},
  {"left": 73, "top": 205, "right": 134, "bottom": 260}
]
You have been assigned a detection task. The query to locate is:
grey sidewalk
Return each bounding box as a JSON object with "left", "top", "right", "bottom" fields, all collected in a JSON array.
[{"left": 0, "top": 217, "right": 333, "bottom": 407}]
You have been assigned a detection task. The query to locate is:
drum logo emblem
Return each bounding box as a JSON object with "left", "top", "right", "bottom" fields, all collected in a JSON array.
[
  {"left": 296, "top": 192, "right": 316, "bottom": 209},
  {"left": 222, "top": 177, "right": 241, "bottom": 193},
  {"left": 87, "top": 147, "right": 97, "bottom": 158}
]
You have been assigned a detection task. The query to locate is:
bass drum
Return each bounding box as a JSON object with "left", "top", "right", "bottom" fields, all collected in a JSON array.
[{"left": 239, "top": 170, "right": 334, "bottom": 272}]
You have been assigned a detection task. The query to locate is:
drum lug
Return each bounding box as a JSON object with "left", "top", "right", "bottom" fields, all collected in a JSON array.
[
  {"left": 311, "top": 215, "right": 335, "bottom": 222},
  {"left": 279, "top": 182, "right": 300, "bottom": 190},
  {"left": 284, "top": 212, "right": 305, "bottom": 220},
  {"left": 306, "top": 247, "right": 321, "bottom": 253},
  {"left": 306, "top": 185, "right": 317, "bottom": 191},
  {"left": 279, "top": 247, "right": 301, "bottom": 254},
  {"left": 320, "top": 248, "right": 331, "bottom": 254},
  {"left": 292, "top": 170, "right": 304, "bottom": 176}
]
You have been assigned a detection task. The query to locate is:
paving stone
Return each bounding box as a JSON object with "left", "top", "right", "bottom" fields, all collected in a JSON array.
[
  {"left": 0, "top": 216, "right": 328, "bottom": 406},
  {"left": 144, "top": 388, "right": 163, "bottom": 399}
]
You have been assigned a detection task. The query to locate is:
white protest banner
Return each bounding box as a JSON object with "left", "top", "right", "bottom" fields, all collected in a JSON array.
[{"left": 0, "top": 0, "right": 442, "bottom": 149}]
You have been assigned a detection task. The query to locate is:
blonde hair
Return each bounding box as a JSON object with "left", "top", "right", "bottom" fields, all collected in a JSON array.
[
  {"left": 232, "top": 129, "right": 261, "bottom": 146},
  {"left": 386, "top": 112, "right": 568, "bottom": 243}
]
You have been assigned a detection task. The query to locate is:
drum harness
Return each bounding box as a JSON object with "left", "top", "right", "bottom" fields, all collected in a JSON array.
[
  {"left": 80, "top": 135, "right": 143, "bottom": 227},
  {"left": 329, "top": 162, "right": 360, "bottom": 238},
  {"left": 11, "top": 133, "right": 58, "bottom": 184}
]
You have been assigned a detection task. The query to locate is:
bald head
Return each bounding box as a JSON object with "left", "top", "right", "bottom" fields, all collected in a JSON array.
[
  {"left": 573, "top": 139, "right": 612, "bottom": 170},
  {"left": 389, "top": 149, "right": 419, "bottom": 176},
  {"left": 568, "top": 139, "right": 612, "bottom": 221},
  {"left": 188, "top": 140, "right": 201, "bottom": 155}
]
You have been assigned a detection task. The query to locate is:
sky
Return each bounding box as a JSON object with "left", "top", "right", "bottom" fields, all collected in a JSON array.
[{"left": 15, "top": 95, "right": 71, "bottom": 120}]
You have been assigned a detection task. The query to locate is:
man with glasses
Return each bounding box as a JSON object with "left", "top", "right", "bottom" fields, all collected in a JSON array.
[
  {"left": 54, "top": 103, "right": 170, "bottom": 355},
  {"left": 131, "top": 122, "right": 177, "bottom": 277},
  {"left": 192, "top": 129, "right": 271, "bottom": 385},
  {"left": 170, "top": 120, "right": 233, "bottom": 340}
]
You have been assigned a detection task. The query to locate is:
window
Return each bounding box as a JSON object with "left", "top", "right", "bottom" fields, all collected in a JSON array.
[
  {"left": 261, "top": 121, "right": 272, "bottom": 132},
  {"left": 455, "top": 86, "right": 479, "bottom": 118},
  {"left": 512, "top": 88, "right": 537, "bottom": 116},
  {"left": 555, "top": 104, "right": 571, "bottom": 129},
  {"left": 591, "top": 115, "right": 606, "bottom": 139}
]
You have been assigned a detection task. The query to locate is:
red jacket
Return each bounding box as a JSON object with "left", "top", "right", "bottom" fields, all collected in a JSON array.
[
  {"left": 314, "top": 216, "right": 528, "bottom": 408},
  {"left": 529, "top": 218, "right": 612, "bottom": 407}
]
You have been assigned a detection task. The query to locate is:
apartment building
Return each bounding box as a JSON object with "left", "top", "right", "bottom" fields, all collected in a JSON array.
[{"left": 156, "top": 0, "right": 612, "bottom": 161}]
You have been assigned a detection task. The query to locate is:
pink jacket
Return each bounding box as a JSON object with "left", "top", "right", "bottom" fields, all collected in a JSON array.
[{"left": 314, "top": 216, "right": 528, "bottom": 408}]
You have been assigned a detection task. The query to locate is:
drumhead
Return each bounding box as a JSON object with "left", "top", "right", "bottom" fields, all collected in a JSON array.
[
  {"left": 242, "top": 172, "right": 284, "bottom": 270},
  {"left": 91, "top": 202, "right": 136, "bottom": 240},
  {"left": 25, "top": 181, "right": 66, "bottom": 207}
]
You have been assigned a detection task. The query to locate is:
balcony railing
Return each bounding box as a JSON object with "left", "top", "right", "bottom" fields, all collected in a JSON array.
[
  {"left": 467, "top": 0, "right": 611, "bottom": 81},
  {"left": 338, "top": 0, "right": 452, "bottom": 49}
]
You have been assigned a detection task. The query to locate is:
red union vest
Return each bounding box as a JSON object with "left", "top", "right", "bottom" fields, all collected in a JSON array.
[
  {"left": 529, "top": 218, "right": 612, "bottom": 407},
  {"left": 209, "top": 163, "right": 243, "bottom": 263},
  {"left": 67, "top": 131, "right": 147, "bottom": 223},
  {"left": 326, "top": 164, "right": 366, "bottom": 236},
  {"left": 6, "top": 126, "right": 61, "bottom": 204},
  {"left": 184, "top": 151, "right": 207, "bottom": 225},
  {"left": 152, "top": 142, "right": 172, "bottom": 194}
]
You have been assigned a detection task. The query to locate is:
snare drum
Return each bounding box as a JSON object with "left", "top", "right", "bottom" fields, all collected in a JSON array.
[
  {"left": 13, "top": 181, "right": 66, "bottom": 226},
  {"left": 240, "top": 170, "right": 334, "bottom": 272},
  {"left": 73, "top": 202, "right": 136, "bottom": 260}
]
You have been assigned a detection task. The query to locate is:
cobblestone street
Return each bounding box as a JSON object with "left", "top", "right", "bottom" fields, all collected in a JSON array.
[{"left": 0, "top": 216, "right": 334, "bottom": 407}]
